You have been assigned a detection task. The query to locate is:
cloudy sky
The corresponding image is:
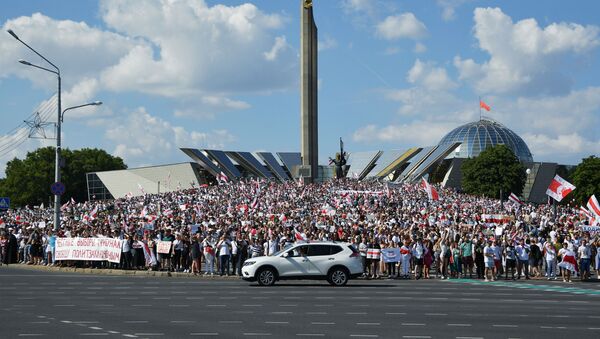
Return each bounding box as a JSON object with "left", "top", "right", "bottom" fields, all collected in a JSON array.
[{"left": 1, "top": 0, "right": 598, "bottom": 177}]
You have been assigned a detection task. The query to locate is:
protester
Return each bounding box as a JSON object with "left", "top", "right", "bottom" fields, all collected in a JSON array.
[{"left": 0, "top": 178, "right": 597, "bottom": 283}]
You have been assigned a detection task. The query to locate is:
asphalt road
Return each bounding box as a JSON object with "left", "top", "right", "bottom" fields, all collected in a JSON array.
[{"left": 1, "top": 267, "right": 600, "bottom": 339}]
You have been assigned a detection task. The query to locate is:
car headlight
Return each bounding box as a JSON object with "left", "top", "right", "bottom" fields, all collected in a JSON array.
[{"left": 243, "top": 261, "right": 256, "bottom": 267}]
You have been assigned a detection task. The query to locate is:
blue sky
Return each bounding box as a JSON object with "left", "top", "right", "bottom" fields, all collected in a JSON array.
[{"left": 1, "top": 0, "right": 599, "bottom": 176}]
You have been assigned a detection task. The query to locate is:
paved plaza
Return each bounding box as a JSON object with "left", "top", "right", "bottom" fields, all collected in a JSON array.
[{"left": 1, "top": 267, "right": 600, "bottom": 338}]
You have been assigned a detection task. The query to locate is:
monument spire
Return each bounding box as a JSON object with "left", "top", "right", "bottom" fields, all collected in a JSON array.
[{"left": 300, "top": 0, "right": 318, "bottom": 183}]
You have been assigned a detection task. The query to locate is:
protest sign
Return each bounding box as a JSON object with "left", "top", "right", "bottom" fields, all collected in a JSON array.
[
  {"left": 157, "top": 241, "right": 172, "bottom": 254},
  {"left": 580, "top": 225, "right": 600, "bottom": 234},
  {"left": 55, "top": 237, "right": 122, "bottom": 263},
  {"left": 381, "top": 248, "right": 400, "bottom": 263}
]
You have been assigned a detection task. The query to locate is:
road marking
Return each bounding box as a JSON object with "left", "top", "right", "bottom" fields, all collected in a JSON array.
[
  {"left": 18, "top": 335, "right": 44, "bottom": 337},
  {"left": 425, "top": 313, "right": 447, "bottom": 316},
  {"left": 271, "top": 311, "right": 292, "bottom": 314},
  {"left": 169, "top": 304, "right": 191, "bottom": 307},
  {"left": 190, "top": 334, "right": 219, "bottom": 336},
  {"left": 243, "top": 304, "right": 263, "bottom": 307},
  {"left": 190, "top": 333, "right": 219, "bottom": 336},
  {"left": 89, "top": 327, "right": 103, "bottom": 330},
  {"left": 170, "top": 321, "right": 195, "bottom": 323},
  {"left": 243, "top": 333, "right": 271, "bottom": 336},
  {"left": 280, "top": 304, "right": 298, "bottom": 307},
  {"left": 265, "top": 321, "right": 289, "bottom": 324},
  {"left": 133, "top": 334, "right": 163, "bottom": 336},
  {"left": 108, "top": 331, "right": 120, "bottom": 334},
  {"left": 311, "top": 322, "right": 335, "bottom": 325},
  {"left": 456, "top": 337, "right": 484, "bottom": 339},
  {"left": 29, "top": 321, "right": 50, "bottom": 324},
  {"left": 448, "top": 324, "right": 472, "bottom": 327},
  {"left": 385, "top": 313, "right": 406, "bottom": 315},
  {"left": 403, "top": 336, "right": 431, "bottom": 339},
  {"left": 131, "top": 305, "right": 152, "bottom": 307},
  {"left": 357, "top": 323, "right": 380, "bottom": 325},
  {"left": 306, "top": 312, "right": 328, "bottom": 315},
  {"left": 349, "top": 335, "right": 378, "bottom": 338},
  {"left": 296, "top": 334, "right": 325, "bottom": 337},
  {"left": 493, "top": 324, "right": 518, "bottom": 328},
  {"left": 122, "top": 334, "right": 137, "bottom": 338},
  {"left": 53, "top": 305, "right": 75, "bottom": 307},
  {"left": 346, "top": 312, "right": 367, "bottom": 315},
  {"left": 80, "top": 334, "right": 108, "bottom": 336},
  {"left": 124, "top": 321, "right": 148, "bottom": 324},
  {"left": 401, "top": 323, "right": 425, "bottom": 326}
]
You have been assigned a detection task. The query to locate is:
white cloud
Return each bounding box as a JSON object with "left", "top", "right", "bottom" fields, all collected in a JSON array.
[
  {"left": 2, "top": 1, "right": 296, "bottom": 118},
  {"left": 353, "top": 120, "right": 457, "bottom": 146},
  {"left": 407, "top": 59, "right": 457, "bottom": 91},
  {"left": 437, "top": 0, "right": 470, "bottom": 21},
  {"left": 264, "top": 36, "right": 287, "bottom": 61},
  {"left": 341, "top": 0, "right": 376, "bottom": 17},
  {"left": 99, "top": 0, "right": 296, "bottom": 96},
  {"left": 105, "top": 107, "right": 235, "bottom": 164},
  {"left": 414, "top": 42, "right": 427, "bottom": 53},
  {"left": 522, "top": 132, "right": 600, "bottom": 162},
  {"left": 319, "top": 35, "right": 338, "bottom": 51},
  {"left": 376, "top": 13, "right": 427, "bottom": 40},
  {"left": 454, "top": 7, "right": 600, "bottom": 95}
]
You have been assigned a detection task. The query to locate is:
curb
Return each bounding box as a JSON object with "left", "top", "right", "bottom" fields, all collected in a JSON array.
[{"left": 2, "top": 264, "right": 243, "bottom": 280}]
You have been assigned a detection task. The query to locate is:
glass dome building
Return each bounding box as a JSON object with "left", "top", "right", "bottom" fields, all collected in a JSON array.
[{"left": 437, "top": 119, "right": 533, "bottom": 162}]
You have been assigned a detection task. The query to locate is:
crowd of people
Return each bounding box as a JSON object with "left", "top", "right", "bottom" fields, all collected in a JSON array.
[{"left": 1, "top": 178, "right": 599, "bottom": 283}]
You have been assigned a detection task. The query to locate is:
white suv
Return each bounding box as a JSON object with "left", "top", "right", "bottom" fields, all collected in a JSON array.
[{"left": 241, "top": 242, "right": 363, "bottom": 286}]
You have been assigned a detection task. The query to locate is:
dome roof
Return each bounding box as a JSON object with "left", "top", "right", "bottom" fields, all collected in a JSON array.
[{"left": 438, "top": 119, "right": 533, "bottom": 162}]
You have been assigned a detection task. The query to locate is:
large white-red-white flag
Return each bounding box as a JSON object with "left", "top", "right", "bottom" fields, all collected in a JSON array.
[
  {"left": 587, "top": 195, "right": 600, "bottom": 217},
  {"left": 508, "top": 192, "right": 524, "bottom": 205},
  {"left": 420, "top": 178, "right": 439, "bottom": 201},
  {"left": 546, "top": 175, "right": 575, "bottom": 202}
]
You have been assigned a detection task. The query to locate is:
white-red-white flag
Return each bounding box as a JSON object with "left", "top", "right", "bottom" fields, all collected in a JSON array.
[
  {"left": 179, "top": 204, "right": 189, "bottom": 211},
  {"left": 87, "top": 205, "right": 98, "bottom": 221},
  {"left": 250, "top": 197, "right": 258, "bottom": 210},
  {"left": 217, "top": 172, "right": 229, "bottom": 183},
  {"left": 546, "top": 175, "right": 575, "bottom": 202},
  {"left": 294, "top": 229, "right": 307, "bottom": 242},
  {"left": 137, "top": 183, "right": 146, "bottom": 195},
  {"left": 508, "top": 193, "right": 524, "bottom": 205},
  {"left": 587, "top": 195, "right": 600, "bottom": 217},
  {"left": 420, "top": 178, "right": 439, "bottom": 201}
]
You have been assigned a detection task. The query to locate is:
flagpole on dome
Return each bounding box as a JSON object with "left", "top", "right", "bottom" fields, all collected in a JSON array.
[{"left": 479, "top": 96, "right": 482, "bottom": 121}]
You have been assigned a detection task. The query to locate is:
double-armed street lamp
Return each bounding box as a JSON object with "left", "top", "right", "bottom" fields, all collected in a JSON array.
[{"left": 8, "top": 29, "right": 102, "bottom": 231}]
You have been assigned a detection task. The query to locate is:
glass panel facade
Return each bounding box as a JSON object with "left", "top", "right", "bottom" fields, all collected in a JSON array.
[
  {"left": 347, "top": 151, "right": 382, "bottom": 179},
  {"left": 437, "top": 119, "right": 533, "bottom": 162},
  {"left": 86, "top": 173, "right": 114, "bottom": 201}
]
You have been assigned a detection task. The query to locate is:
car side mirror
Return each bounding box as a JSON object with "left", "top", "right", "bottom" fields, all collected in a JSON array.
[{"left": 282, "top": 252, "right": 289, "bottom": 258}]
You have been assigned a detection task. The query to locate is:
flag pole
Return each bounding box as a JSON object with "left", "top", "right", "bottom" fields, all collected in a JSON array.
[{"left": 478, "top": 96, "right": 482, "bottom": 121}]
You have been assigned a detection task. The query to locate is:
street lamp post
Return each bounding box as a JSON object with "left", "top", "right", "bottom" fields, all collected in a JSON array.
[{"left": 8, "top": 29, "right": 101, "bottom": 231}]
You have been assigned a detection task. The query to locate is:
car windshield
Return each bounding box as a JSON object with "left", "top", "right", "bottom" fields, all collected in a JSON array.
[{"left": 271, "top": 244, "right": 294, "bottom": 257}]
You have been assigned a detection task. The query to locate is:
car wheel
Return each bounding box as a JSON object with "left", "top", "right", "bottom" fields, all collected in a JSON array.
[
  {"left": 257, "top": 267, "right": 276, "bottom": 286},
  {"left": 328, "top": 267, "right": 348, "bottom": 286}
]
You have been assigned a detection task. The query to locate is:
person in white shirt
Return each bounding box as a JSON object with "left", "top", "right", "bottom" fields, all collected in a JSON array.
[
  {"left": 483, "top": 239, "right": 495, "bottom": 282},
  {"left": 263, "top": 235, "right": 279, "bottom": 256},
  {"left": 515, "top": 239, "right": 530, "bottom": 279},
  {"left": 217, "top": 235, "right": 231, "bottom": 276},
  {"left": 577, "top": 239, "right": 591, "bottom": 281},
  {"left": 544, "top": 239, "right": 557, "bottom": 280}
]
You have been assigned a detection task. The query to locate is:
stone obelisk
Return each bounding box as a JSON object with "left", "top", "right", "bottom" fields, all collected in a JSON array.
[{"left": 300, "top": 0, "right": 318, "bottom": 183}]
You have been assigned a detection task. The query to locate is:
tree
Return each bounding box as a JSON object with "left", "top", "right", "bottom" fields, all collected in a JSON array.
[
  {"left": 571, "top": 156, "right": 600, "bottom": 205},
  {"left": 0, "top": 147, "right": 126, "bottom": 207},
  {"left": 461, "top": 145, "right": 526, "bottom": 199}
]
